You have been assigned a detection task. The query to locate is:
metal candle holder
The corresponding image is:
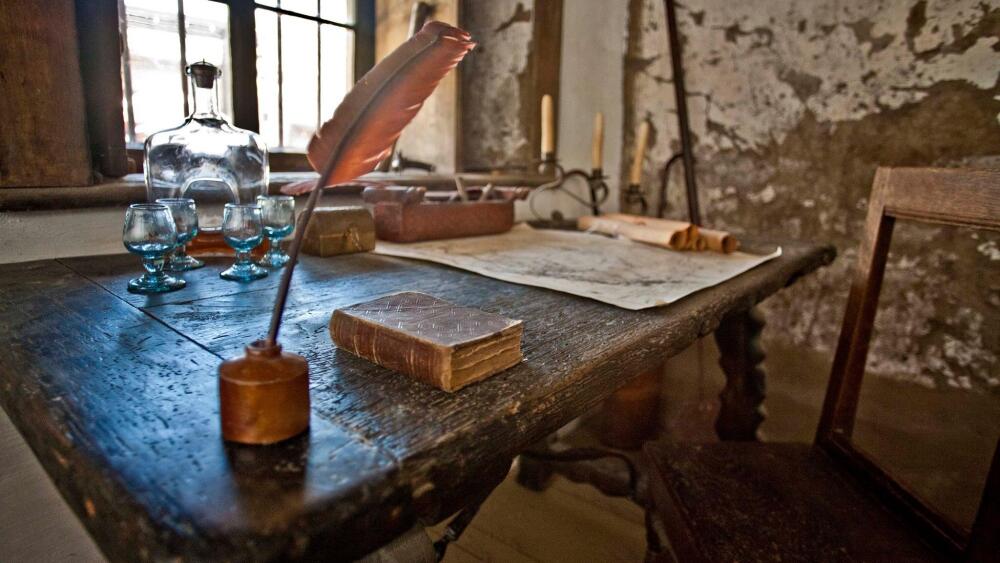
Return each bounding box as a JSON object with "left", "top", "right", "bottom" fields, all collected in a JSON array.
[
  {"left": 531, "top": 154, "right": 610, "bottom": 218},
  {"left": 623, "top": 182, "right": 648, "bottom": 215}
]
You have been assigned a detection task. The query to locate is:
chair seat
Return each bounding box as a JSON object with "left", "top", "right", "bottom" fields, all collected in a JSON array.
[{"left": 644, "top": 442, "right": 942, "bottom": 562}]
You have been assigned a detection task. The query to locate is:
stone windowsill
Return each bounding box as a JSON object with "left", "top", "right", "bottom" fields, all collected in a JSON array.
[
  {"left": 0, "top": 171, "right": 553, "bottom": 212},
  {"left": 0, "top": 173, "right": 319, "bottom": 212}
]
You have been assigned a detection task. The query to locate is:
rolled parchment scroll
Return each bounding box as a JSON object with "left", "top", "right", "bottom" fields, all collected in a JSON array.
[
  {"left": 602, "top": 213, "right": 699, "bottom": 249},
  {"left": 577, "top": 213, "right": 739, "bottom": 254},
  {"left": 699, "top": 228, "right": 739, "bottom": 253},
  {"left": 578, "top": 215, "right": 688, "bottom": 250}
]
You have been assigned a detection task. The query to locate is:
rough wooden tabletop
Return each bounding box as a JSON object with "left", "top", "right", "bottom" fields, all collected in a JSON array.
[{"left": 0, "top": 240, "right": 834, "bottom": 561}]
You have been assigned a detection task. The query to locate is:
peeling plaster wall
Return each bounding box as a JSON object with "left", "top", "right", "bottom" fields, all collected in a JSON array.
[
  {"left": 624, "top": 0, "right": 1000, "bottom": 392},
  {"left": 460, "top": 0, "right": 536, "bottom": 170}
]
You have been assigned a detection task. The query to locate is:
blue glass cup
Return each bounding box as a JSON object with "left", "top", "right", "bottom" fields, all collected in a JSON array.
[
  {"left": 156, "top": 198, "right": 204, "bottom": 271},
  {"left": 122, "top": 203, "right": 187, "bottom": 294},
  {"left": 220, "top": 203, "right": 268, "bottom": 282},
  {"left": 256, "top": 195, "right": 296, "bottom": 268}
]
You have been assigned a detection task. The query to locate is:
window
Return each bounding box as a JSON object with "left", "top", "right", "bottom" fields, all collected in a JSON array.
[{"left": 118, "top": 0, "right": 373, "bottom": 167}]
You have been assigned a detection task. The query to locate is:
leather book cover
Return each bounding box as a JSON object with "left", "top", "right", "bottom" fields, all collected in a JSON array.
[{"left": 330, "top": 292, "right": 523, "bottom": 391}]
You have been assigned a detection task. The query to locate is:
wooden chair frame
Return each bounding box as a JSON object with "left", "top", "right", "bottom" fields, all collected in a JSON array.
[{"left": 815, "top": 167, "right": 1000, "bottom": 561}]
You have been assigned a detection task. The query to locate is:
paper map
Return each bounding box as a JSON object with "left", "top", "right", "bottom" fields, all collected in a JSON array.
[{"left": 374, "top": 224, "right": 781, "bottom": 310}]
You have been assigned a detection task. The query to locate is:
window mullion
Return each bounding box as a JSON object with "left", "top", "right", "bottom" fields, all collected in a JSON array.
[
  {"left": 354, "top": 0, "right": 375, "bottom": 81},
  {"left": 229, "top": 0, "right": 260, "bottom": 132},
  {"left": 316, "top": 0, "right": 321, "bottom": 129},
  {"left": 276, "top": 3, "right": 284, "bottom": 147},
  {"left": 177, "top": 0, "right": 190, "bottom": 117}
]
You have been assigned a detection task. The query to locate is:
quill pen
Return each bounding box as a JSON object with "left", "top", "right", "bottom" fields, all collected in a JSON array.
[{"left": 266, "top": 21, "right": 475, "bottom": 345}]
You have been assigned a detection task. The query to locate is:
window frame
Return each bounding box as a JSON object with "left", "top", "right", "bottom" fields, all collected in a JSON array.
[{"left": 110, "top": 0, "right": 375, "bottom": 175}]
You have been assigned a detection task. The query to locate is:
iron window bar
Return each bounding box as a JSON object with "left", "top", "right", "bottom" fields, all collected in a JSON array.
[
  {"left": 261, "top": 0, "right": 357, "bottom": 148},
  {"left": 276, "top": 3, "right": 284, "bottom": 147},
  {"left": 250, "top": 2, "right": 356, "bottom": 30},
  {"left": 120, "top": 0, "right": 363, "bottom": 156}
]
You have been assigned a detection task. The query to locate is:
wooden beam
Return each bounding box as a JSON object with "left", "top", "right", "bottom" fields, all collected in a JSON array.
[
  {"left": 529, "top": 0, "right": 563, "bottom": 163},
  {"left": 229, "top": 0, "right": 260, "bottom": 132},
  {"left": 0, "top": 0, "right": 92, "bottom": 187},
  {"left": 75, "top": 0, "right": 128, "bottom": 178},
  {"left": 354, "top": 0, "right": 377, "bottom": 80}
]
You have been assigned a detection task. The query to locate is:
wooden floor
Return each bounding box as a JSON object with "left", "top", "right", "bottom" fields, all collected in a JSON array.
[{"left": 435, "top": 470, "right": 646, "bottom": 563}]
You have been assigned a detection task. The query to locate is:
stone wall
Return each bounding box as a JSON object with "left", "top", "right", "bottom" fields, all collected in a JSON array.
[
  {"left": 459, "top": 0, "right": 538, "bottom": 171},
  {"left": 623, "top": 0, "right": 1000, "bottom": 392}
]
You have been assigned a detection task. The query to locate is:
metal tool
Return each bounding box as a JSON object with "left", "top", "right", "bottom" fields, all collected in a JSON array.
[
  {"left": 659, "top": 0, "right": 701, "bottom": 224},
  {"left": 529, "top": 155, "right": 610, "bottom": 220}
]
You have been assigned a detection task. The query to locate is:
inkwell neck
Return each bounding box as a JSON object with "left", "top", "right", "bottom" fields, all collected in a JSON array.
[{"left": 246, "top": 339, "right": 282, "bottom": 358}]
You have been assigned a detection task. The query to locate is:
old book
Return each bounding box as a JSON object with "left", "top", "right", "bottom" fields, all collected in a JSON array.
[{"left": 330, "top": 292, "right": 523, "bottom": 392}]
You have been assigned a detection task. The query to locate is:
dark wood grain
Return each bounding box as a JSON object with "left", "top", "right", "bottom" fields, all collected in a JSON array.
[
  {"left": 143, "top": 242, "right": 834, "bottom": 522},
  {"left": 645, "top": 442, "right": 939, "bottom": 562},
  {"left": 0, "top": 239, "right": 833, "bottom": 559},
  {"left": 0, "top": 261, "right": 410, "bottom": 561}
]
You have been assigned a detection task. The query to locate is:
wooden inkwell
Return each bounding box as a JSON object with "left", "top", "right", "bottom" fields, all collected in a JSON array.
[{"left": 219, "top": 339, "right": 309, "bottom": 444}]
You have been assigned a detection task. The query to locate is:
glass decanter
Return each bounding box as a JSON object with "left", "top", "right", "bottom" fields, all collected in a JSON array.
[{"left": 144, "top": 61, "right": 269, "bottom": 256}]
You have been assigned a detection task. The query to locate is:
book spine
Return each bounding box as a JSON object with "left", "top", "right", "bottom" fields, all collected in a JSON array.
[{"left": 329, "top": 311, "right": 449, "bottom": 388}]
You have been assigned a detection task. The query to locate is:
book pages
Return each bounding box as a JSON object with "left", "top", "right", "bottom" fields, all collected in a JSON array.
[{"left": 374, "top": 224, "right": 781, "bottom": 310}]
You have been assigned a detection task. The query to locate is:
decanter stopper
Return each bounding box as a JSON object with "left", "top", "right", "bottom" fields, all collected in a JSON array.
[
  {"left": 186, "top": 60, "right": 220, "bottom": 88},
  {"left": 218, "top": 339, "right": 310, "bottom": 444}
]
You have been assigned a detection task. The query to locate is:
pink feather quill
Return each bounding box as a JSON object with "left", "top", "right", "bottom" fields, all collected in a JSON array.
[{"left": 266, "top": 21, "right": 474, "bottom": 344}]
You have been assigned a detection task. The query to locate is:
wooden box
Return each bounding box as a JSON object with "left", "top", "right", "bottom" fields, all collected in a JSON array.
[
  {"left": 301, "top": 206, "right": 376, "bottom": 256},
  {"left": 373, "top": 200, "right": 514, "bottom": 243}
]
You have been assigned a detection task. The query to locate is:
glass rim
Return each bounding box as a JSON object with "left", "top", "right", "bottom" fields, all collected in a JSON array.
[
  {"left": 128, "top": 203, "right": 169, "bottom": 211},
  {"left": 155, "top": 197, "right": 196, "bottom": 205},
  {"left": 224, "top": 203, "right": 261, "bottom": 209},
  {"left": 257, "top": 194, "right": 295, "bottom": 202}
]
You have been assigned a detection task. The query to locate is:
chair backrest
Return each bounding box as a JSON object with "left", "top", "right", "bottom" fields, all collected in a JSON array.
[{"left": 815, "top": 167, "right": 1000, "bottom": 561}]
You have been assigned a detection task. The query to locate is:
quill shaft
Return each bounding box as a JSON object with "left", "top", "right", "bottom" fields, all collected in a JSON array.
[{"left": 266, "top": 180, "right": 322, "bottom": 345}]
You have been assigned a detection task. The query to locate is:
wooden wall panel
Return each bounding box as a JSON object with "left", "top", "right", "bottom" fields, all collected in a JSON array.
[{"left": 0, "top": 0, "right": 92, "bottom": 187}]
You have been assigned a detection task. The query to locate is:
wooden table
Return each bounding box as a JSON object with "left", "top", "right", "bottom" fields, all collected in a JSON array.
[{"left": 0, "top": 241, "right": 833, "bottom": 561}]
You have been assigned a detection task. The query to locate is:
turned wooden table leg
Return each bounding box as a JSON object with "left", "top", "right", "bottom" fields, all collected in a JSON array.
[
  {"left": 516, "top": 365, "right": 662, "bottom": 494},
  {"left": 713, "top": 307, "right": 767, "bottom": 441}
]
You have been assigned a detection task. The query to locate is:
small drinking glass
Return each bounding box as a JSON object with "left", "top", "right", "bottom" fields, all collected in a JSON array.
[
  {"left": 256, "top": 195, "right": 296, "bottom": 268},
  {"left": 220, "top": 203, "right": 268, "bottom": 282},
  {"left": 122, "top": 203, "right": 187, "bottom": 294},
  {"left": 156, "top": 198, "right": 204, "bottom": 271}
]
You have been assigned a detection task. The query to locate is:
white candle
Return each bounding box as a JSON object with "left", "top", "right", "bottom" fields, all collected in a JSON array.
[
  {"left": 591, "top": 112, "right": 604, "bottom": 170},
  {"left": 629, "top": 120, "right": 650, "bottom": 185},
  {"left": 540, "top": 94, "right": 554, "bottom": 156}
]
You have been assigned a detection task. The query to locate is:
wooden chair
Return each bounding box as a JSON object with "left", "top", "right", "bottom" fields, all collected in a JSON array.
[{"left": 644, "top": 167, "right": 1000, "bottom": 562}]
